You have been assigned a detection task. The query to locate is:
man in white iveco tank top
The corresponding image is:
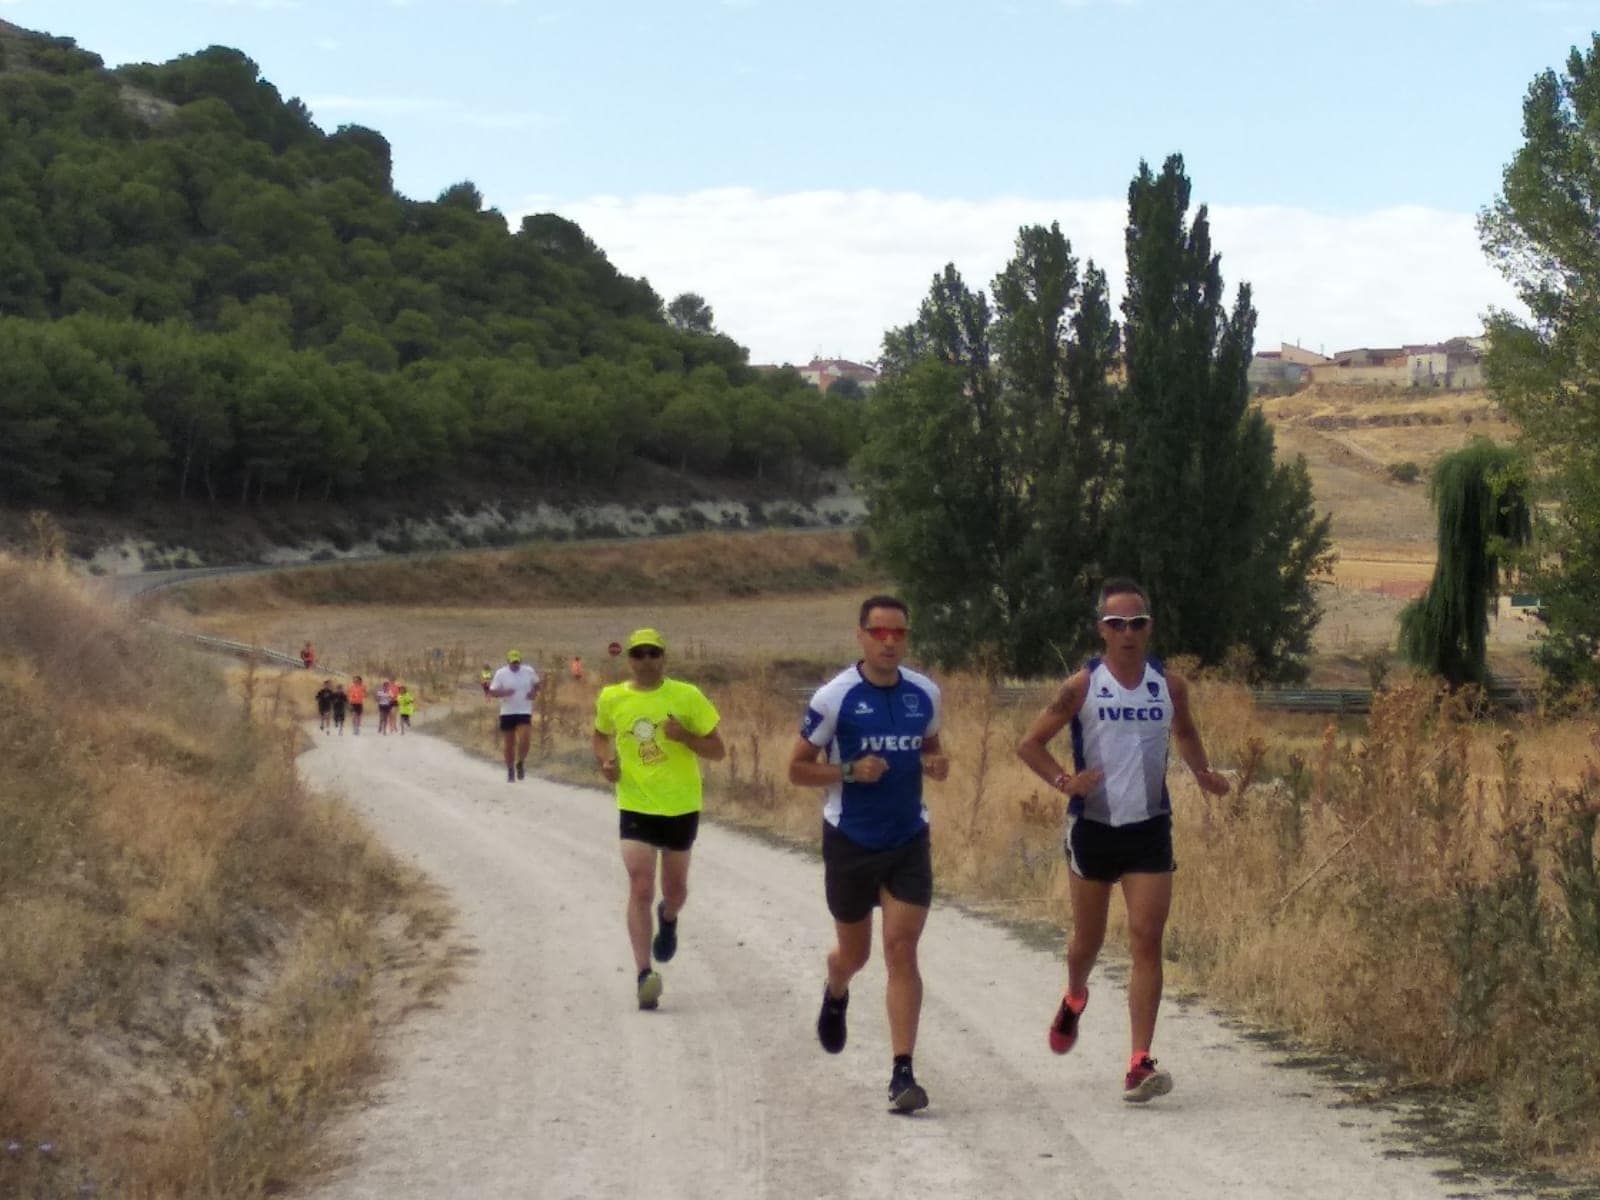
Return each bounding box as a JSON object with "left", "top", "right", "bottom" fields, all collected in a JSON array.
[{"left": 1016, "top": 577, "right": 1230, "bottom": 1103}]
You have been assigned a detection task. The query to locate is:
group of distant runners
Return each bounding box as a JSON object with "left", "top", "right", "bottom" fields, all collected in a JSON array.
[
  {"left": 477, "top": 579, "right": 1228, "bottom": 1114},
  {"left": 315, "top": 676, "right": 414, "bottom": 736}
]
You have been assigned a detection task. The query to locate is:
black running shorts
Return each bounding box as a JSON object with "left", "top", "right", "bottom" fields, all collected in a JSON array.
[
  {"left": 619, "top": 809, "right": 700, "bottom": 852},
  {"left": 822, "top": 823, "right": 933, "bottom": 923},
  {"left": 1064, "top": 812, "right": 1175, "bottom": 882},
  {"left": 351, "top": 703, "right": 363, "bottom": 714},
  {"left": 499, "top": 713, "right": 533, "bottom": 731}
]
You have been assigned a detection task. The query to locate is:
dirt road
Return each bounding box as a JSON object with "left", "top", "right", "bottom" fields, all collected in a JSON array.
[{"left": 299, "top": 729, "right": 1473, "bottom": 1200}]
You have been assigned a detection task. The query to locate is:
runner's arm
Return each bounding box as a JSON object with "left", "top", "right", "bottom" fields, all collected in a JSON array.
[
  {"left": 1016, "top": 671, "right": 1102, "bottom": 796},
  {"left": 788, "top": 737, "right": 842, "bottom": 786},
  {"left": 1169, "top": 674, "right": 1230, "bottom": 796},
  {"left": 921, "top": 733, "right": 949, "bottom": 781},
  {"left": 590, "top": 730, "right": 619, "bottom": 782},
  {"left": 662, "top": 717, "right": 725, "bottom": 761}
]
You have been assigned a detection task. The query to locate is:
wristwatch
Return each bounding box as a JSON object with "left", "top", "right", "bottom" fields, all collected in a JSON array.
[{"left": 841, "top": 760, "right": 856, "bottom": 784}]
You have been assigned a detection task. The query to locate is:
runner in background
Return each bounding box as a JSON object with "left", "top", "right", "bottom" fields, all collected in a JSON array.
[
  {"left": 300, "top": 641, "right": 316, "bottom": 670},
  {"left": 488, "top": 651, "right": 541, "bottom": 782},
  {"left": 331, "top": 682, "right": 348, "bottom": 735},
  {"left": 396, "top": 684, "right": 416, "bottom": 734},
  {"left": 480, "top": 664, "right": 494, "bottom": 698},
  {"left": 348, "top": 676, "right": 367, "bottom": 735},
  {"left": 315, "top": 680, "right": 334, "bottom": 733},
  {"left": 377, "top": 678, "right": 397, "bottom": 735},
  {"left": 570, "top": 655, "right": 585, "bottom": 683}
]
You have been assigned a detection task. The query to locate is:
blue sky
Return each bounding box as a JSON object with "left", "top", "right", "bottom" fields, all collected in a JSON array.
[{"left": 11, "top": 0, "right": 1600, "bottom": 361}]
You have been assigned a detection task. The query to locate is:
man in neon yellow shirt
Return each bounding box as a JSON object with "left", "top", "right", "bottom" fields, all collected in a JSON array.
[{"left": 591, "top": 627, "right": 725, "bottom": 1010}]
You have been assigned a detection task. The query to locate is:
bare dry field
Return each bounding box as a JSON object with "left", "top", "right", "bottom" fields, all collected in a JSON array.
[{"left": 186, "top": 590, "right": 886, "bottom": 683}]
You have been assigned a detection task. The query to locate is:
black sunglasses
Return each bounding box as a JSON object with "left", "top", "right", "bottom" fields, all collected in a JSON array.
[
  {"left": 1099, "top": 615, "right": 1152, "bottom": 632},
  {"left": 628, "top": 646, "right": 663, "bottom": 659}
]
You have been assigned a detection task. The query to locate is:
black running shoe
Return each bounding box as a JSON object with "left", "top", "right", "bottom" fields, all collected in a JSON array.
[
  {"left": 817, "top": 985, "right": 848, "bottom": 1054},
  {"left": 515, "top": 761, "right": 525, "bottom": 780},
  {"left": 506, "top": 767, "right": 515, "bottom": 783},
  {"left": 888, "top": 1062, "right": 929, "bottom": 1113},
  {"left": 652, "top": 902, "right": 678, "bottom": 962}
]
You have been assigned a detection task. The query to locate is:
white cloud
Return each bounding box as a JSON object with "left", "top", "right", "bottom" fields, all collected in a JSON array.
[{"left": 508, "top": 187, "right": 1521, "bottom": 365}]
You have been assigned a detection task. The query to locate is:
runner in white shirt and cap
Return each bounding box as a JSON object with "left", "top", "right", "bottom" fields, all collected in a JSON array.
[
  {"left": 1016, "top": 577, "right": 1230, "bottom": 1103},
  {"left": 488, "top": 649, "right": 542, "bottom": 783}
]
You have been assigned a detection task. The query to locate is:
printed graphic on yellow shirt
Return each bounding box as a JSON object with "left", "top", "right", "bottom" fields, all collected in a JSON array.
[{"left": 631, "top": 717, "right": 666, "bottom": 764}]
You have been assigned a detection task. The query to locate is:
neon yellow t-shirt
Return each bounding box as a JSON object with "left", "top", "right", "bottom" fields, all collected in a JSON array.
[
  {"left": 594, "top": 678, "right": 720, "bottom": 816},
  {"left": 397, "top": 692, "right": 416, "bottom": 716}
]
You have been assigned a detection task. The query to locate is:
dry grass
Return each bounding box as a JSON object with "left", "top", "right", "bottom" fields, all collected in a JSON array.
[
  {"left": 163, "top": 530, "right": 876, "bottom": 616},
  {"left": 0, "top": 553, "right": 453, "bottom": 1199},
  {"left": 430, "top": 650, "right": 1600, "bottom": 1172}
]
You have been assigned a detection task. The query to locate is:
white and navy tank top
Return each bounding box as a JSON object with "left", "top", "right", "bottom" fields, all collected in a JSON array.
[{"left": 1069, "top": 656, "right": 1173, "bottom": 827}]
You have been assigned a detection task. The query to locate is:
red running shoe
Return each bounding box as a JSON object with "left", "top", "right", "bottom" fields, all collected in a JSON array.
[
  {"left": 1123, "top": 1053, "right": 1173, "bottom": 1103},
  {"left": 1048, "top": 988, "right": 1088, "bottom": 1054}
]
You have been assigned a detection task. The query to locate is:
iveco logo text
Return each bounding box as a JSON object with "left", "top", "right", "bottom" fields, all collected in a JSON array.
[
  {"left": 1097, "top": 706, "right": 1165, "bottom": 722},
  {"left": 859, "top": 735, "right": 924, "bottom": 752}
]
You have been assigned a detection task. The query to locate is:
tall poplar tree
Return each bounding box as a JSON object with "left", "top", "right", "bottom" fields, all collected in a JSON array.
[{"left": 1110, "top": 156, "right": 1332, "bottom": 679}]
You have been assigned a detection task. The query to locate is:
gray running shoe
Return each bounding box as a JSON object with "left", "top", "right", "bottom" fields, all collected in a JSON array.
[
  {"left": 888, "top": 1062, "right": 928, "bottom": 1113},
  {"left": 637, "top": 969, "right": 663, "bottom": 1011}
]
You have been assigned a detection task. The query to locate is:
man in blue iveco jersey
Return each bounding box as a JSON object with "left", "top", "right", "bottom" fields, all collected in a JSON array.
[
  {"left": 788, "top": 595, "right": 949, "bottom": 1114},
  {"left": 1016, "top": 577, "right": 1230, "bottom": 1104}
]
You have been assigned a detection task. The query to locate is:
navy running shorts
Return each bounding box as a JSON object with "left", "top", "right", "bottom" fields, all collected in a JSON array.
[
  {"left": 619, "top": 809, "right": 700, "bottom": 852},
  {"left": 822, "top": 823, "right": 933, "bottom": 923},
  {"left": 1064, "top": 812, "right": 1175, "bottom": 882}
]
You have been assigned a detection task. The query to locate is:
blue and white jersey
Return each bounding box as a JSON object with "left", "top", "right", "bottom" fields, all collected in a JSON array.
[
  {"left": 801, "top": 664, "right": 941, "bottom": 851},
  {"left": 1070, "top": 657, "right": 1173, "bottom": 827}
]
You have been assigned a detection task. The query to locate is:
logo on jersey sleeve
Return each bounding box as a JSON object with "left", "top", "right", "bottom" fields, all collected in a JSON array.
[{"left": 801, "top": 707, "right": 825, "bottom": 739}]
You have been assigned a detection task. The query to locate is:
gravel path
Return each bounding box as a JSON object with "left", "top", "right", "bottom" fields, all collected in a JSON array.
[{"left": 298, "top": 728, "right": 1474, "bottom": 1200}]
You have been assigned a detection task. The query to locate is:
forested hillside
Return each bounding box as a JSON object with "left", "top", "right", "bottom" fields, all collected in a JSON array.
[{"left": 0, "top": 22, "right": 855, "bottom": 509}]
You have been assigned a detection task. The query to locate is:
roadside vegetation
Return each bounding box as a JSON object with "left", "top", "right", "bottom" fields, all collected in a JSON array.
[{"left": 0, "top": 552, "right": 452, "bottom": 1198}]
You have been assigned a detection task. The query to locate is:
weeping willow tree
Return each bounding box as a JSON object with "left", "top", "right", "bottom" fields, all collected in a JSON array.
[{"left": 1398, "top": 440, "right": 1531, "bottom": 687}]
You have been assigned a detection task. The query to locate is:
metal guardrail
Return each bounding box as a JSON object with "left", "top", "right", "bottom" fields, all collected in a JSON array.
[{"left": 143, "top": 620, "right": 326, "bottom": 674}]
